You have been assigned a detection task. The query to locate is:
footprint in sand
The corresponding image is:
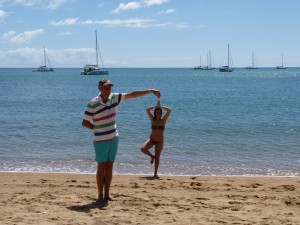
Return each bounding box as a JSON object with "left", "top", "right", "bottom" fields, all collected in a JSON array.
[
  {"left": 241, "top": 183, "right": 262, "bottom": 188},
  {"left": 276, "top": 185, "right": 295, "bottom": 191}
]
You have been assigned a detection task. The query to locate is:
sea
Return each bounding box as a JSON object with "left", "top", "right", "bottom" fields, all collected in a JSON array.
[{"left": 0, "top": 67, "right": 299, "bottom": 177}]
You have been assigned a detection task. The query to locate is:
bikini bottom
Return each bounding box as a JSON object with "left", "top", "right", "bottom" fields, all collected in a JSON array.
[{"left": 149, "top": 137, "right": 163, "bottom": 145}]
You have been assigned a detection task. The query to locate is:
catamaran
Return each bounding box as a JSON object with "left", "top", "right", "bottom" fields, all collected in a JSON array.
[
  {"left": 276, "top": 54, "right": 286, "bottom": 69},
  {"left": 245, "top": 51, "right": 258, "bottom": 69},
  {"left": 201, "top": 50, "right": 215, "bottom": 70},
  {"left": 81, "top": 31, "right": 109, "bottom": 75},
  {"left": 32, "top": 47, "right": 54, "bottom": 72},
  {"left": 219, "top": 44, "right": 234, "bottom": 72},
  {"left": 193, "top": 54, "right": 203, "bottom": 70}
]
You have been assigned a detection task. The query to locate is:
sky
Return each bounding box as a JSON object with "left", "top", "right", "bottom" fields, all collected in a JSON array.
[{"left": 0, "top": 0, "right": 299, "bottom": 68}]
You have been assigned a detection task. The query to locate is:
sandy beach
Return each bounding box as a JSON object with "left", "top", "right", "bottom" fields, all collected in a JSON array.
[{"left": 0, "top": 172, "right": 299, "bottom": 225}]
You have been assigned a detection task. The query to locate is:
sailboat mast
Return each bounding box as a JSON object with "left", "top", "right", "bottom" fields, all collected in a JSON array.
[
  {"left": 209, "top": 50, "right": 212, "bottom": 68},
  {"left": 252, "top": 51, "right": 254, "bottom": 68},
  {"left": 206, "top": 53, "right": 208, "bottom": 68},
  {"left": 227, "top": 44, "right": 230, "bottom": 67},
  {"left": 95, "top": 31, "right": 98, "bottom": 67},
  {"left": 43, "top": 47, "right": 46, "bottom": 67},
  {"left": 200, "top": 54, "right": 201, "bottom": 67}
]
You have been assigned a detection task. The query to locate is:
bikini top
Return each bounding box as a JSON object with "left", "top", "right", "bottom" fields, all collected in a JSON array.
[{"left": 151, "top": 123, "right": 165, "bottom": 130}]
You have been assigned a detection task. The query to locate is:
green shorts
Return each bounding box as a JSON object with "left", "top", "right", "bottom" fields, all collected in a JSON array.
[{"left": 93, "top": 137, "right": 119, "bottom": 163}]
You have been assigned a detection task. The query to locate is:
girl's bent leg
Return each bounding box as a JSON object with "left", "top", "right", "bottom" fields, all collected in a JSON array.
[{"left": 141, "top": 139, "right": 155, "bottom": 161}]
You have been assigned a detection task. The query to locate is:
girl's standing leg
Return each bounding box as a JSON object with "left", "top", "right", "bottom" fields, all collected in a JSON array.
[{"left": 154, "top": 143, "right": 163, "bottom": 177}]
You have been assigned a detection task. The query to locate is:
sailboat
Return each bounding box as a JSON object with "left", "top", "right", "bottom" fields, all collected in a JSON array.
[
  {"left": 201, "top": 50, "right": 215, "bottom": 70},
  {"left": 245, "top": 52, "right": 258, "bottom": 69},
  {"left": 193, "top": 55, "right": 203, "bottom": 70},
  {"left": 32, "top": 47, "right": 54, "bottom": 72},
  {"left": 276, "top": 54, "right": 286, "bottom": 69},
  {"left": 81, "top": 31, "right": 109, "bottom": 75},
  {"left": 219, "top": 44, "right": 234, "bottom": 72}
]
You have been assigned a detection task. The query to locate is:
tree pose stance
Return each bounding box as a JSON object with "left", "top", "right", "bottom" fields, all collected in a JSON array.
[{"left": 141, "top": 99, "right": 171, "bottom": 178}]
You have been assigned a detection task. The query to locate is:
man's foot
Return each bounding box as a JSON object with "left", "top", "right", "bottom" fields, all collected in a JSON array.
[
  {"left": 96, "top": 198, "right": 107, "bottom": 203},
  {"left": 153, "top": 174, "right": 159, "bottom": 179},
  {"left": 104, "top": 196, "right": 114, "bottom": 201},
  {"left": 95, "top": 198, "right": 109, "bottom": 207}
]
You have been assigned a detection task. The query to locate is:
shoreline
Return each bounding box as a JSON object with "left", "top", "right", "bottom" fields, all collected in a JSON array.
[
  {"left": 1, "top": 170, "right": 300, "bottom": 178},
  {"left": 1, "top": 172, "right": 300, "bottom": 224}
]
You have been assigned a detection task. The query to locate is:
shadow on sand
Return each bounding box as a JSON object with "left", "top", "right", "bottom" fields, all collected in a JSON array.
[
  {"left": 138, "top": 176, "right": 160, "bottom": 180},
  {"left": 67, "top": 200, "right": 108, "bottom": 212}
]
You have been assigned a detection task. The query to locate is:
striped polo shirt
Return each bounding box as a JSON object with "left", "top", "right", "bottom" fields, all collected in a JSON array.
[{"left": 83, "top": 93, "right": 125, "bottom": 142}]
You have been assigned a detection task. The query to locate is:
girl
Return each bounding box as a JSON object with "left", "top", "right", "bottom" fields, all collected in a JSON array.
[{"left": 141, "top": 99, "right": 171, "bottom": 178}]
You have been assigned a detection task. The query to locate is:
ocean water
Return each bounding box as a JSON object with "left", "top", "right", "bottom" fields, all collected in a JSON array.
[{"left": 0, "top": 67, "right": 299, "bottom": 176}]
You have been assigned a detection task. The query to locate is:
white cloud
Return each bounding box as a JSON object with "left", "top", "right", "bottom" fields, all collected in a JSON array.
[
  {"left": 111, "top": 0, "right": 169, "bottom": 14},
  {"left": 174, "top": 23, "right": 188, "bottom": 29},
  {"left": 49, "top": 18, "right": 156, "bottom": 28},
  {"left": 113, "top": 18, "right": 155, "bottom": 28},
  {"left": 154, "top": 22, "right": 188, "bottom": 29},
  {"left": 0, "top": 47, "right": 34, "bottom": 67},
  {"left": 48, "top": 17, "right": 188, "bottom": 29},
  {"left": 0, "top": 9, "right": 7, "bottom": 22},
  {"left": 111, "top": 1, "right": 141, "bottom": 14},
  {"left": 0, "top": 47, "right": 106, "bottom": 67},
  {"left": 8, "top": 0, "right": 72, "bottom": 10},
  {"left": 1, "top": 29, "right": 44, "bottom": 44},
  {"left": 49, "top": 17, "right": 78, "bottom": 26},
  {"left": 144, "top": 0, "right": 169, "bottom": 7},
  {"left": 154, "top": 22, "right": 171, "bottom": 27},
  {"left": 45, "top": 1, "right": 185, "bottom": 30},
  {"left": 47, "top": 0, "right": 71, "bottom": 10},
  {"left": 86, "top": 19, "right": 156, "bottom": 28},
  {"left": 158, "top": 8, "right": 175, "bottom": 14},
  {"left": 1, "top": 31, "right": 16, "bottom": 40}
]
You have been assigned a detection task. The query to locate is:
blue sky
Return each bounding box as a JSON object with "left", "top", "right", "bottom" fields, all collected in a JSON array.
[{"left": 0, "top": 0, "right": 299, "bottom": 68}]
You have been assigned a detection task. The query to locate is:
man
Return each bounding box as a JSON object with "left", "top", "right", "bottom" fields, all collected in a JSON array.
[{"left": 82, "top": 78, "right": 160, "bottom": 202}]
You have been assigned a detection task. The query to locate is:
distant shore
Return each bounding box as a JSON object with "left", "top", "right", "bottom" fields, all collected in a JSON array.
[{"left": 1, "top": 172, "right": 299, "bottom": 224}]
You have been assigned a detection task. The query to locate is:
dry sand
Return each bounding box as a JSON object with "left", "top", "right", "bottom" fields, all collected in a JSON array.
[{"left": 0, "top": 172, "right": 299, "bottom": 225}]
